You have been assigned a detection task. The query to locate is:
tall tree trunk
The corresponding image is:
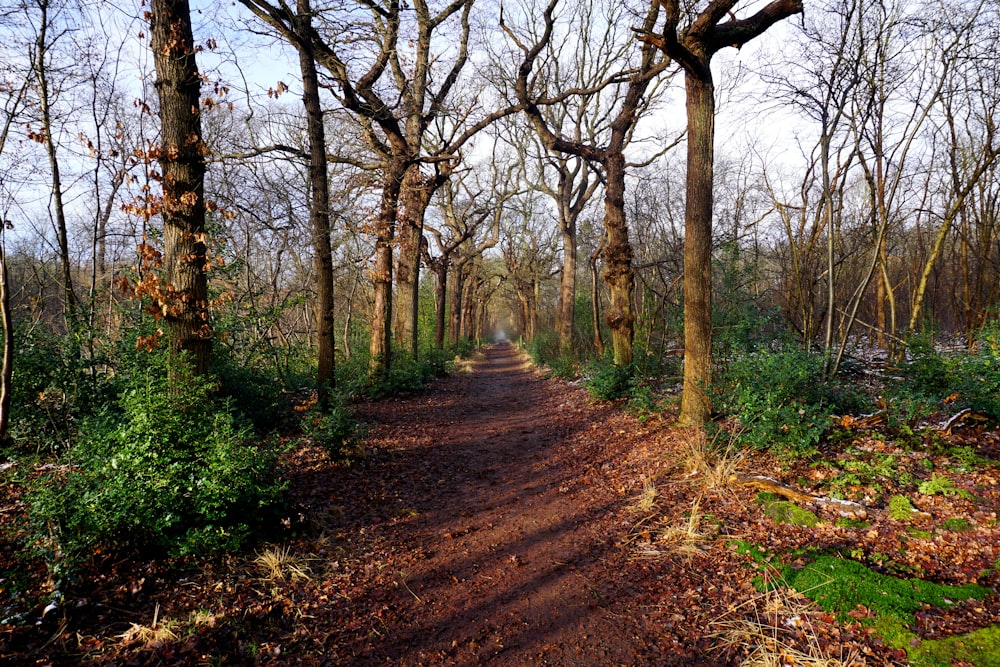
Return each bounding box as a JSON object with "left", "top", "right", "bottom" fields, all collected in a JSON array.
[
  {"left": 150, "top": 0, "right": 211, "bottom": 376},
  {"left": 0, "top": 230, "right": 11, "bottom": 446},
  {"left": 590, "top": 238, "right": 605, "bottom": 356},
  {"left": 678, "top": 70, "right": 715, "bottom": 428},
  {"left": 431, "top": 261, "right": 448, "bottom": 349},
  {"left": 557, "top": 221, "right": 577, "bottom": 355},
  {"left": 602, "top": 154, "right": 635, "bottom": 366},
  {"left": 394, "top": 165, "right": 431, "bottom": 358},
  {"left": 34, "top": 0, "right": 76, "bottom": 320},
  {"left": 295, "top": 0, "right": 336, "bottom": 403},
  {"left": 449, "top": 259, "right": 466, "bottom": 346},
  {"left": 370, "top": 158, "right": 407, "bottom": 375}
]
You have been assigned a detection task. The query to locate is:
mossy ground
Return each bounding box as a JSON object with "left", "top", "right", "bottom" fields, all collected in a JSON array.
[
  {"left": 754, "top": 492, "right": 821, "bottom": 527},
  {"left": 735, "top": 542, "right": 996, "bottom": 666}
]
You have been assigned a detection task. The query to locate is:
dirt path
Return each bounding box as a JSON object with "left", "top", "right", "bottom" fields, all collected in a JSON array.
[{"left": 328, "top": 342, "right": 673, "bottom": 665}]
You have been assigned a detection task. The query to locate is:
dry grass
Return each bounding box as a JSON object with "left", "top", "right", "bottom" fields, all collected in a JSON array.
[
  {"left": 682, "top": 430, "right": 746, "bottom": 488},
  {"left": 635, "top": 497, "right": 714, "bottom": 559},
  {"left": 711, "top": 576, "right": 864, "bottom": 667},
  {"left": 117, "top": 604, "right": 178, "bottom": 646},
  {"left": 254, "top": 545, "right": 313, "bottom": 583},
  {"left": 628, "top": 476, "right": 658, "bottom": 513}
]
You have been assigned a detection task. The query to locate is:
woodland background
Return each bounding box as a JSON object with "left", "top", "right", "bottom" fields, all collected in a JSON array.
[{"left": 0, "top": 0, "right": 999, "bottom": 643}]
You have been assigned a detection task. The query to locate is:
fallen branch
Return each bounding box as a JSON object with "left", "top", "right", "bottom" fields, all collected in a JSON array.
[{"left": 730, "top": 474, "right": 868, "bottom": 519}]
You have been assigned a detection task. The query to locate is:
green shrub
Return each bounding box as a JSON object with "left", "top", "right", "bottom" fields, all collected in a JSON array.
[
  {"left": 585, "top": 359, "right": 634, "bottom": 401},
  {"left": 714, "top": 349, "right": 837, "bottom": 456},
  {"left": 26, "top": 358, "right": 286, "bottom": 570},
  {"left": 7, "top": 325, "right": 116, "bottom": 455},
  {"left": 301, "top": 394, "right": 363, "bottom": 460},
  {"left": 897, "top": 334, "right": 950, "bottom": 398},
  {"left": 948, "top": 329, "right": 1000, "bottom": 421}
]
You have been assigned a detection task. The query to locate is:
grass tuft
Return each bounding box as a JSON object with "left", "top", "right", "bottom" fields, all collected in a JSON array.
[{"left": 254, "top": 545, "right": 313, "bottom": 583}]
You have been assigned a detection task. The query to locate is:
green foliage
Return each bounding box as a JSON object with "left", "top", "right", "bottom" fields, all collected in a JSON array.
[
  {"left": 941, "top": 517, "right": 973, "bottom": 532},
  {"left": 301, "top": 394, "right": 362, "bottom": 461},
  {"left": 909, "top": 625, "right": 1000, "bottom": 667},
  {"left": 888, "top": 495, "right": 917, "bottom": 521},
  {"left": 356, "top": 347, "right": 456, "bottom": 399},
  {"left": 896, "top": 333, "right": 951, "bottom": 398},
  {"left": 714, "top": 349, "right": 854, "bottom": 456},
  {"left": 7, "top": 325, "right": 117, "bottom": 455},
  {"left": 823, "top": 453, "right": 913, "bottom": 498},
  {"left": 526, "top": 330, "right": 577, "bottom": 380},
  {"left": 736, "top": 542, "right": 992, "bottom": 664},
  {"left": 585, "top": 358, "right": 635, "bottom": 402},
  {"left": 26, "top": 357, "right": 286, "bottom": 569},
  {"left": 918, "top": 474, "right": 972, "bottom": 498}
]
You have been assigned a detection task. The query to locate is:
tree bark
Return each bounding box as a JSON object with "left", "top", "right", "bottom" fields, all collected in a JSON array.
[
  {"left": 590, "top": 236, "right": 605, "bottom": 356},
  {"left": 677, "top": 70, "right": 715, "bottom": 427},
  {"left": 150, "top": 0, "right": 211, "bottom": 376},
  {"left": 370, "top": 158, "right": 407, "bottom": 375},
  {"left": 0, "top": 229, "right": 11, "bottom": 446},
  {"left": 295, "top": 0, "right": 336, "bottom": 402},
  {"left": 602, "top": 154, "right": 635, "bottom": 366},
  {"left": 33, "top": 0, "right": 77, "bottom": 320}
]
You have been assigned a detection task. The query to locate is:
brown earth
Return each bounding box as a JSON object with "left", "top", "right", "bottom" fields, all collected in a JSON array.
[{"left": 2, "top": 341, "right": 999, "bottom": 665}]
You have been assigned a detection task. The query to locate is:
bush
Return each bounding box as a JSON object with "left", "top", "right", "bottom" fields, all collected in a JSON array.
[
  {"left": 26, "top": 359, "right": 286, "bottom": 570},
  {"left": 301, "top": 393, "right": 363, "bottom": 460},
  {"left": 715, "top": 349, "right": 843, "bottom": 456},
  {"left": 948, "top": 325, "right": 1000, "bottom": 420},
  {"left": 585, "top": 358, "right": 635, "bottom": 402},
  {"left": 896, "top": 334, "right": 950, "bottom": 398},
  {"left": 8, "top": 326, "right": 116, "bottom": 455}
]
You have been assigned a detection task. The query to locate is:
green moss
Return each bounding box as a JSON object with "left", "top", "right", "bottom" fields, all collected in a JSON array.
[
  {"left": 755, "top": 493, "right": 821, "bottom": 527},
  {"left": 907, "top": 528, "right": 934, "bottom": 539},
  {"left": 941, "top": 517, "right": 973, "bottom": 532},
  {"left": 784, "top": 555, "right": 989, "bottom": 628},
  {"left": 909, "top": 625, "right": 1000, "bottom": 667},
  {"left": 736, "top": 543, "right": 997, "bottom": 667},
  {"left": 889, "top": 495, "right": 917, "bottom": 521},
  {"left": 835, "top": 517, "right": 871, "bottom": 528}
]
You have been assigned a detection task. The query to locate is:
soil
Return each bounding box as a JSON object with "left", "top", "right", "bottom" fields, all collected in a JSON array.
[{"left": 2, "top": 342, "right": 999, "bottom": 665}]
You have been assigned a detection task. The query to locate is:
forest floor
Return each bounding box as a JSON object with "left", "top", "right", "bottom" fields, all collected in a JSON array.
[{"left": 2, "top": 342, "right": 1000, "bottom": 665}]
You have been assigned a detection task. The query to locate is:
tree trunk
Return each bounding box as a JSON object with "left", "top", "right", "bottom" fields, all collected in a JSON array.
[
  {"left": 678, "top": 70, "right": 715, "bottom": 428},
  {"left": 602, "top": 153, "right": 635, "bottom": 366},
  {"left": 590, "top": 239, "right": 605, "bottom": 356},
  {"left": 0, "top": 230, "right": 11, "bottom": 446},
  {"left": 449, "top": 259, "right": 466, "bottom": 346},
  {"left": 431, "top": 261, "right": 448, "bottom": 349},
  {"left": 370, "top": 158, "right": 407, "bottom": 375},
  {"left": 557, "top": 221, "right": 577, "bottom": 355},
  {"left": 394, "top": 164, "right": 428, "bottom": 357},
  {"left": 296, "top": 0, "right": 336, "bottom": 403},
  {"left": 150, "top": 0, "right": 211, "bottom": 376},
  {"left": 34, "top": 0, "right": 77, "bottom": 320}
]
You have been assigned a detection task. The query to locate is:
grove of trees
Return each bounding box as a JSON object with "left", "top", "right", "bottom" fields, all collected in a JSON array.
[{"left": 2, "top": 0, "right": 1000, "bottom": 567}]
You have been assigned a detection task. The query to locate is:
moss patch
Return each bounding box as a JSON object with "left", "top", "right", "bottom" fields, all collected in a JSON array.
[
  {"left": 909, "top": 625, "right": 1000, "bottom": 667},
  {"left": 734, "top": 542, "right": 996, "bottom": 666},
  {"left": 755, "top": 493, "right": 821, "bottom": 527},
  {"left": 783, "top": 555, "right": 989, "bottom": 626},
  {"left": 941, "top": 517, "right": 974, "bottom": 532}
]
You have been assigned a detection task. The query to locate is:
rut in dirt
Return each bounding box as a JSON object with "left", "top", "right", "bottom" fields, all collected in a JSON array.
[{"left": 343, "top": 342, "right": 665, "bottom": 666}]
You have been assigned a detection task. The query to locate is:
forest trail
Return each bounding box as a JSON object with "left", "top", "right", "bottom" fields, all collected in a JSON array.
[{"left": 332, "top": 342, "right": 674, "bottom": 665}]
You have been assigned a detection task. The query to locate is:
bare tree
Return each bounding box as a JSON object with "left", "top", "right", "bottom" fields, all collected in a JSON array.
[
  {"left": 504, "top": 0, "right": 672, "bottom": 366},
  {"left": 27, "top": 0, "right": 77, "bottom": 319},
  {"left": 641, "top": 0, "right": 803, "bottom": 427}
]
